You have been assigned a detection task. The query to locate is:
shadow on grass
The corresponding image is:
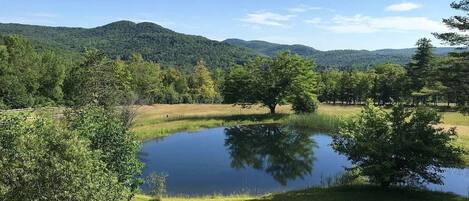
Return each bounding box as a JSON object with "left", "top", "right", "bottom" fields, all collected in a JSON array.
[{"left": 252, "top": 185, "right": 467, "bottom": 201}]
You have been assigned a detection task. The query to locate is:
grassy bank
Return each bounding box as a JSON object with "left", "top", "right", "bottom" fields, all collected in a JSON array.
[
  {"left": 134, "top": 185, "right": 467, "bottom": 201},
  {"left": 131, "top": 103, "right": 469, "bottom": 164},
  {"left": 131, "top": 104, "right": 291, "bottom": 141}
]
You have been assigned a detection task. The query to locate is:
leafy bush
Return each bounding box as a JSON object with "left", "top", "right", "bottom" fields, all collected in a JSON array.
[
  {"left": 146, "top": 172, "right": 168, "bottom": 200},
  {"left": 65, "top": 106, "right": 143, "bottom": 199},
  {"left": 0, "top": 112, "right": 127, "bottom": 200},
  {"left": 332, "top": 100, "right": 465, "bottom": 187}
]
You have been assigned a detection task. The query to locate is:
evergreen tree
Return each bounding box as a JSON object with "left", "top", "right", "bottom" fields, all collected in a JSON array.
[
  {"left": 433, "top": 0, "right": 469, "bottom": 113},
  {"left": 406, "top": 38, "right": 434, "bottom": 103}
]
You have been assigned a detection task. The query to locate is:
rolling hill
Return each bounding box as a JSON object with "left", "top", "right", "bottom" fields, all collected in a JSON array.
[
  {"left": 0, "top": 21, "right": 459, "bottom": 70},
  {"left": 0, "top": 21, "right": 255, "bottom": 70},
  {"left": 223, "top": 39, "right": 457, "bottom": 69}
]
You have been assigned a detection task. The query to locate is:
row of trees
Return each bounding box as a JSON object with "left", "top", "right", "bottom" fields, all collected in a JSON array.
[
  {"left": 1, "top": 0, "right": 467, "bottom": 112},
  {"left": 0, "top": 36, "right": 222, "bottom": 109},
  {"left": 318, "top": 38, "right": 467, "bottom": 109}
]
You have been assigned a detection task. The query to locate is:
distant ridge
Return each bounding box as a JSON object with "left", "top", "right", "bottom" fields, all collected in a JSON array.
[
  {"left": 0, "top": 21, "right": 255, "bottom": 69},
  {"left": 223, "top": 38, "right": 458, "bottom": 69},
  {"left": 0, "top": 21, "right": 460, "bottom": 70}
]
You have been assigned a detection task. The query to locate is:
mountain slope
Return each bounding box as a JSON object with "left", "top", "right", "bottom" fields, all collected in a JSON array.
[
  {"left": 224, "top": 39, "right": 458, "bottom": 69},
  {"left": 0, "top": 21, "right": 255, "bottom": 69},
  {"left": 0, "top": 21, "right": 459, "bottom": 70}
]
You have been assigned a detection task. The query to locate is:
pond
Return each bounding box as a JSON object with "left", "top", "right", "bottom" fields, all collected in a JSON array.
[{"left": 139, "top": 124, "right": 469, "bottom": 196}]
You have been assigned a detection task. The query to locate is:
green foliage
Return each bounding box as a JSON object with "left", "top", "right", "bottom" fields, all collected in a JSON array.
[
  {"left": 0, "top": 21, "right": 255, "bottom": 70},
  {"left": 332, "top": 100, "right": 465, "bottom": 187},
  {"left": 371, "top": 63, "right": 408, "bottom": 104},
  {"left": 64, "top": 49, "right": 131, "bottom": 107},
  {"left": 223, "top": 52, "right": 319, "bottom": 114},
  {"left": 146, "top": 172, "right": 168, "bottom": 200},
  {"left": 0, "top": 112, "right": 127, "bottom": 201},
  {"left": 65, "top": 107, "right": 143, "bottom": 199},
  {"left": 224, "top": 38, "right": 457, "bottom": 70},
  {"left": 188, "top": 60, "right": 218, "bottom": 103},
  {"left": 0, "top": 35, "right": 66, "bottom": 108},
  {"left": 433, "top": 0, "right": 469, "bottom": 113},
  {"left": 128, "top": 53, "right": 163, "bottom": 104}
]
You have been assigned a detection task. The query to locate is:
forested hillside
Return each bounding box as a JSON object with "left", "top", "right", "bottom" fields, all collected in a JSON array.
[
  {"left": 0, "top": 21, "right": 459, "bottom": 70},
  {"left": 224, "top": 39, "right": 457, "bottom": 69},
  {"left": 0, "top": 21, "right": 255, "bottom": 70}
]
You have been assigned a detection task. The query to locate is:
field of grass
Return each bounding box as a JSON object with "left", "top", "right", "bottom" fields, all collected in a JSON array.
[
  {"left": 134, "top": 185, "right": 467, "bottom": 201},
  {"left": 131, "top": 104, "right": 291, "bottom": 140}
]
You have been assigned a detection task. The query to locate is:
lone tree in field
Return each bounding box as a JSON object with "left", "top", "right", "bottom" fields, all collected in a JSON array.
[
  {"left": 223, "top": 52, "right": 318, "bottom": 114},
  {"left": 332, "top": 100, "right": 464, "bottom": 187},
  {"left": 433, "top": 0, "right": 469, "bottom": 113}
]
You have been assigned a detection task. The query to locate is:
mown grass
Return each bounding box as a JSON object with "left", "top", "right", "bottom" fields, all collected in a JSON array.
[{"left": 134, "top": 185, "right": 468, "bottom": 201}]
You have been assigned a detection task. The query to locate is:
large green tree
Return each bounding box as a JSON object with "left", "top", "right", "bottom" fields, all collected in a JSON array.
[
  {"left": 128, "top": 53, "right": 163, "bottom": 104},
  {"left": 434, "top": 0, "right": 469, "bottom": 113},
  {"left": 224, "top": 52, "right": 318, "bottom": 114},
  {"left": 64, "top": 49, "right": 131, "bottom": 107},
  {"left": 188, "top": 60, "right": 218, "bottom": 103},
  {"left": 370, "top": 63, "right": 408, "bottom": 105},
  {"left": 333, "top": 100, "right": 465, "bottom": 187},
  {"left": 406, "top": 38, "right": 435, "bottom": 104}
]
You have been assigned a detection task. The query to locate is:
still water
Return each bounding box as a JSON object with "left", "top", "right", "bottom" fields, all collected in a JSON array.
[{"left": 140, "top": 124, "right": 469, "bottom": 196}]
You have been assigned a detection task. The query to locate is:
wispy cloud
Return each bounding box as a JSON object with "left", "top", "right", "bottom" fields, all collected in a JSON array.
[
  {"left": 310, "top": 14, "right": 448, "bottom": 33},
  {"left": 239, "top": 11, "right": 295, "bottom": 27},
  {"left": 288, "top": 5, "right": 323, "bottom": 13},
  {"left": 385, "top": 2, "right": 422, "bottom": 12},
  {"left": 304, "top": 17, "right": 322, "bottom": 25},
  {"left": 288, "top": 5, "right": 335, "bottom": 13}
]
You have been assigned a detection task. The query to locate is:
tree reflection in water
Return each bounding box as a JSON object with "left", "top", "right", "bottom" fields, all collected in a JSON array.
[{"left": 224, "top": 124, "right": 317, "bottom": 185}]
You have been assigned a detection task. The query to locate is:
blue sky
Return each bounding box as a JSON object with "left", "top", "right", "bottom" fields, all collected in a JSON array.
[{"left": 0, "top": 0, "right": 460, "bottom": 50}]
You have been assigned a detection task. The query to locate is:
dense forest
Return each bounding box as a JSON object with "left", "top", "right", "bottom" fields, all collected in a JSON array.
[
  {"left": 0, "top": 33, "right": 467, "bottom": 113},
  {"left": 0, "top": 21, "right": 458, "bottom": 71},
  {"left": 0, "top": 21, "right": 255, "bottom": 70},
  {"left": 223, "top": 38, "right": 458, "bottom": 70}
]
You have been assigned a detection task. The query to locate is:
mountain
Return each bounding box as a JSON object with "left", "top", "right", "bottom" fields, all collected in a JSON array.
[
  {"left": 0, "top": 21, "right": 255, "bottom": 69},
  {"left": 224, "top": 39, "right": 458, "bottom": 69},
  {"left": 0, "top": 21, "right": 460, "bottom": 70}
]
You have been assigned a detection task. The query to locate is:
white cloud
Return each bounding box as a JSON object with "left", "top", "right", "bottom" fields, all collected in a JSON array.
[
  {"left": 386, "top": 2, "right": 422, "bottom": 12},
  {"left": 288, "top": 5, "right": 323, "bottom": 13},
  {"left": 312, "top": 14, "right": 448, "bottom": 33},
  {"left": 304, "top": 17, "right": 322, "bottom": 25},
  {"left": 240, "top": 12, "right": 295, "bottom": 27}
]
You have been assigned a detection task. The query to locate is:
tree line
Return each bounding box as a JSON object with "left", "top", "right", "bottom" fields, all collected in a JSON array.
[{"left": 1, "top": 0, "right": 468, "bottom": 114}]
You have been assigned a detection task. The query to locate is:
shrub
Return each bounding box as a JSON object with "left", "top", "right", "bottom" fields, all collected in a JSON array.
[
  {"left": 332, "top": 100, "right": 465, "bottom": 187},
  {"left": 0, "top": 112, "right": 127, "bottom": 200}
]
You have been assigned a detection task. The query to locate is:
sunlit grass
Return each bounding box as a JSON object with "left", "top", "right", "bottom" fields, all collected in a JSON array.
[
  {"left": 133, "top": 194, "right": 255, "bottom": 201},
  {"left": 133, "top": 185, "right": 467, "bottom": 201}
]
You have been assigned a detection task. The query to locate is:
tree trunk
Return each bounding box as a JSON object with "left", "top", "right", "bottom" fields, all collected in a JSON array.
[{"left": 268, "top": 104, "right": 276, "bottom": 114}]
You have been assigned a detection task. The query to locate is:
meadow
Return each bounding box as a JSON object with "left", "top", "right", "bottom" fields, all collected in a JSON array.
[{"left": 133, "top": 185, "right": 467, "bottom": 201}]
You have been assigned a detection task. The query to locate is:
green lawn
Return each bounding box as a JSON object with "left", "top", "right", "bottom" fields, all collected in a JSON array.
[{"left": 134, "top": 185, "right": 468, "bottom": 201}]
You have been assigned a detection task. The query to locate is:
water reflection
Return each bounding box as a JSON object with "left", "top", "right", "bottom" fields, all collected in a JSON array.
[{"left": 224, "top": 124, "right": 316, "bottom": 185}]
